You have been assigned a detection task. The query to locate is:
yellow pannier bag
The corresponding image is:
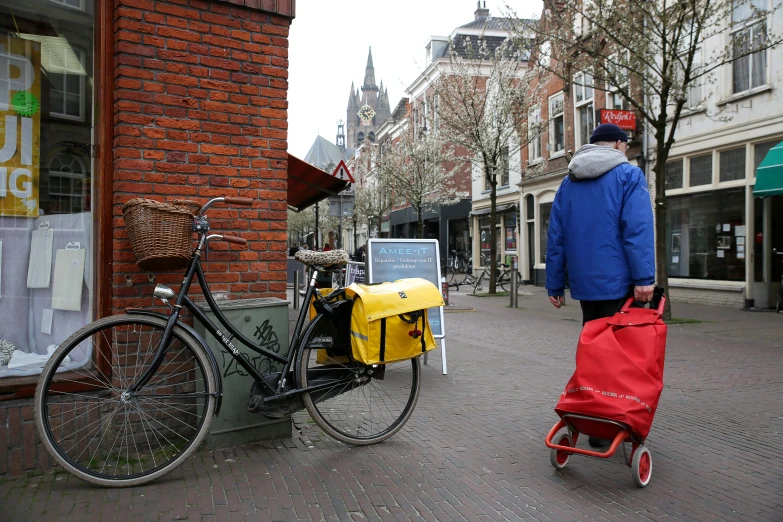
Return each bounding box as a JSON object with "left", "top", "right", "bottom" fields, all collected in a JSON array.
[{"left": 344, "top": 278, "right": 444, "bottom": 365}]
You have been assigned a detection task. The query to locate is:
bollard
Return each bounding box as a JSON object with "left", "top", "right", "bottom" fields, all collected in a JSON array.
[
  {"left": 511, "top": 256, "right": 519, "bottom": 309},
  {"left": 293, "top": 270, "right": 300, "bottom": 310}
]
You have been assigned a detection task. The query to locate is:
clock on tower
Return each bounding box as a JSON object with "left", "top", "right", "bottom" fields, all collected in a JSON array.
[{"left": 358, "top": 104, "right": 375, "bottom": 125}]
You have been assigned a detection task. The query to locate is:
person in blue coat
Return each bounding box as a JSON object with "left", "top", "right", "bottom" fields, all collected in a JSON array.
[
  {"left": 546, "top": 123, "right": 655, "bottom": 321},
  {"left": 546, "top": 123, "right": 655, "bottom": 448}
]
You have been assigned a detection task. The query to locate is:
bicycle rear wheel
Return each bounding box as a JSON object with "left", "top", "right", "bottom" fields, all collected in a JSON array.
[
  {"left": 34, "top": 314, "right": 216, "bottom": 487},
  {"left": 498, "top": 270, "right": 511, "bottom": 291},
  {"left": 298, "top": 319, "right": 421, "bottom": 445}
]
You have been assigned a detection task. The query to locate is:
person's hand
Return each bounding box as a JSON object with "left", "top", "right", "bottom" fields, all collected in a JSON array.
[
  {"left": 634, "top": 285, "right": 654, "bottom": 303},
  {"left": 549, "top": 295, "right": 565, "bottom": 309}
]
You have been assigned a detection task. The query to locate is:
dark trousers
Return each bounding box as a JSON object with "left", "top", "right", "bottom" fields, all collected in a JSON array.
[{"left": 580, "top": 298, "right": 627, "bottom": 325}]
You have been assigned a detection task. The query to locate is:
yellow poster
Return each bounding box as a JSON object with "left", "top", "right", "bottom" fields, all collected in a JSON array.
[{"left": 0, "top": 35, "right": 41, "bottom": 217}]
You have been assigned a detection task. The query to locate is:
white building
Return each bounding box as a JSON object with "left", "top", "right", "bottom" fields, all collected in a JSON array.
[{"left": 659, "top": 1, "right": 783, "bottom": 308}]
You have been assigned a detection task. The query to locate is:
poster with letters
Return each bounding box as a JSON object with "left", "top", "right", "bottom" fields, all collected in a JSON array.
[
  {"left": 1, "top": 35, "right": 41, "bottom": 217},
  {"left": 366, "top": 239, "right": 445, "bottom": 338}
]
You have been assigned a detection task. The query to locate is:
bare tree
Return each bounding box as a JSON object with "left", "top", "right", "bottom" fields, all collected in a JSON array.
[
  {"left": 375, "top": 126, "right": 461, "bottom": 239},
  {"left": 514, "top": 0, "right": 781, "bottom": 317},
  {"left": 434, "top": 35, "right": 531, "bottom": 293}
]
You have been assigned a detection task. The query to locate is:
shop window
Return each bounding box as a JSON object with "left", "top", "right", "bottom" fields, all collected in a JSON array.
[
  {"left": 667, "top": 189, "right": 745, "bottom": 281},
  {"left": 505, "top": 211, "right": 517, "bottom": 251},
  {"left": 549, "top": 93, "right": 564, "bottom": 155},
  {"left": 719, "top": 147, "right": 746, "bottom": 182},
  {"left": 574, "top": 71, "right": 594, "bottom": 147},
  {"left": 539, "top": 202, "right": 552, "bottom": 263},
  {"left": 731, "top": 0, "right": 767, "bottom": 94},
  {"left": 753, "top": 140, "right": 777, "bottom": 172},
  {"left": 0, "top": 3, "right": 95, "bottom": 379},
  {"left": 665, "top": 159, "right": 684, "bottom": 190},
  {"left": 689, "top": 154, "right": 713, "bottom": 186},
  {"left": 479, "top": 217, "right": 491, "bottom": 264}
]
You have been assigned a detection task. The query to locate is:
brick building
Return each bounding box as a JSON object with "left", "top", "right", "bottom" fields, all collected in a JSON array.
[
  {"left": 518, "top": 5, "right": 643, "bottom": 286},
  {"left": 0, "top": 0, "right": 330, "bottom": 477}
]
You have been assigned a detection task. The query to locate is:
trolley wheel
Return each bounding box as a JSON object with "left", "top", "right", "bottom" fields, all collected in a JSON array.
[
  {"left": 549, "top": 432, "right": 572, "bottom": 470},
  {"left": 631, "top": 446, "right": 652, "bottom": 487}
]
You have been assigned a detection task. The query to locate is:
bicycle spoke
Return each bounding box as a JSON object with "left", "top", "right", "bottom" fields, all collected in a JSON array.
[{"left": 38, "top": 317, "right": 214, "bottom": 485}]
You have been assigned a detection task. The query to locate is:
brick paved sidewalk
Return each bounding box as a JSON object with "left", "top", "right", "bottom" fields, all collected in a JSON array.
[{"left": 1, "top": 291, "right": 781, "bottom": 521}]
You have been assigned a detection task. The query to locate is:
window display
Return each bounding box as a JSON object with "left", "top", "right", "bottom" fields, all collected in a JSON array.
[
  {"left": 667, "top": 189, "right": 745, "bottom": 281},
  {"left": 0, "top": 1, "right": 95, "bottom": 378}
]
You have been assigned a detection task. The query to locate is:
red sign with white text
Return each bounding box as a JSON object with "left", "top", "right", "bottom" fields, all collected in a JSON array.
[{"left": 600, "top": 110, "right": 636, "bottom": 131}]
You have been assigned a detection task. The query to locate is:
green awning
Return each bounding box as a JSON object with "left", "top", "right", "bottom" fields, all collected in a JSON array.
[{"left": 754, "top": 140, "right": 783, "bottom": 197}]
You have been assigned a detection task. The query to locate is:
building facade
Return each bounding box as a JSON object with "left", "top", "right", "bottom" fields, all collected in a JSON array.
[
  {"left": 0, "top": 0, "right": 296, "bottom": 477},
  {"left": 659, "top": 1, "right": 783, "bottom": 308},
  {"left": 518, "top": 4, "right": 645, "bottom": 286}
]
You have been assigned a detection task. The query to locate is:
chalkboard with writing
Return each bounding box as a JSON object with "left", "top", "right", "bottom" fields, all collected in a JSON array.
[{"left": 366, "top": 239, "right": 445, "bottom": 338}]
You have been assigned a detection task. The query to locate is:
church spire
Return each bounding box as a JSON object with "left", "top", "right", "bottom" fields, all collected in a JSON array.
[
  {"left": 347, "top": 81, "right": 358, "bottom": 109},
  {"left": 362, "top": 47, "right": 378, "bottom": 92}
]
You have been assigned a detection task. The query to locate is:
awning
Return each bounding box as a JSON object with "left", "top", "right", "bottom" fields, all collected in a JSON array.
[
  {"left": 287, "top": 154, "right": 349, "bottom": 211},
  {"left": 469, "top": 203, "right": 516, "bottom": 216},
  {"left": 754, "top": 141, "right": 783, "bottom": 197}
]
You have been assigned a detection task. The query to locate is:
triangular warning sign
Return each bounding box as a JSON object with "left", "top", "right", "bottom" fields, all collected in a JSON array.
[{"left": 331, "top": 160, "right": 354, "bottom": 183}]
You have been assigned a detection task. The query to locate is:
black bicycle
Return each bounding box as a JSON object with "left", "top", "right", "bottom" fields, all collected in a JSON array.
[{"left": 34, "top": 196, "right": 421, "bottom": 487}]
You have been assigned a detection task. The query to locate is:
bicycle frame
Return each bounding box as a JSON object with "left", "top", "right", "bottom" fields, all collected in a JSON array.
[{"left": 128, "top": 231, "right": 338, "bottom": 402}]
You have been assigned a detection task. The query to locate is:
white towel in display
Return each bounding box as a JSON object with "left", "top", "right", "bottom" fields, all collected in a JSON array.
[
  {"left": 27, "top": 226, "right": 54, "bottom": 288},
  {"left": 7, "top": 344, "right": 69, "bottom": 370},
  {"left": 51, "top": 244, "right": 86, "bottom": 312}
]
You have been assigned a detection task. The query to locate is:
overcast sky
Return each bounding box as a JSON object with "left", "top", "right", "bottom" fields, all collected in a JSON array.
[{"left": 287, "top": 0, "right": 543, "bottom": 160}]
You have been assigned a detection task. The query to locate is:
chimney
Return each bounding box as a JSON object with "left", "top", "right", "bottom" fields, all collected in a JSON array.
[{"left": 474, "top": 0, "right": 489, "bottom": 20}]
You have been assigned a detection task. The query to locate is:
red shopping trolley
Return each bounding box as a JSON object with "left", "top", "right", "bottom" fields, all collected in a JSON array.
[{"left": 544, "top": 292, "right": 667, "bottom": 487}]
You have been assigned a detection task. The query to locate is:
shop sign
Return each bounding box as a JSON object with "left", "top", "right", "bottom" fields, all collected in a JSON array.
[
  {"left": 600, "top": 109, "right": 636, "bottom": 131},
  {"left": 1, "top": 36, "right": 41, "bottom": 217}
]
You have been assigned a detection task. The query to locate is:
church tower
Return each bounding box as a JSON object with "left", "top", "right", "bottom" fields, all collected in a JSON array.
[{"left": 347, "top": 47, "right": 391, "bottom": 148}]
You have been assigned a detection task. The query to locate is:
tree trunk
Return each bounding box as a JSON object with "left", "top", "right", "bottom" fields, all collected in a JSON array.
[
  {"left": 653, "top": 130, "right": 672, "bottom": 320},
  {"left": 489, "top": 167, "right": 498, "bottom": 294},
  {"left": 417, "top": 207, "right": 423, "bottom": 239}
]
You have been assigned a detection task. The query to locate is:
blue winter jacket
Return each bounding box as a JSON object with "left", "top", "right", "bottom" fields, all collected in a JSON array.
[{"left": 546, "top": 145, "right": 655, "bottom": 301}]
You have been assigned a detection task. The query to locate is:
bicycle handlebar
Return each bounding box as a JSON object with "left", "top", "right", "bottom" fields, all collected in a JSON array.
[
  {"left": 206, "top": 234, "right": 248, "bottom": 247},
  {"left": 224, "top": 197, "right": 253, "bottom": 206},
  {"left": 199, "top": 196, "right": 255, "bottom": 215}
]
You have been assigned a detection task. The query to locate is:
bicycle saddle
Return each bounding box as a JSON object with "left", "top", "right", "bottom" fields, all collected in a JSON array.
[{"left": 295, "top": 249, "right": 350, "bottom": 268}]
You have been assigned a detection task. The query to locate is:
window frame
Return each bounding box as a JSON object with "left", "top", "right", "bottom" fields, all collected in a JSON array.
[
  {"left": 500, "top": 145, "right": 510, "bottom": 188},
  {"left": 605, "top": 52, "right": 629, "bottom": 111},
  {"left": 528, "top": 106, "right": 542, "bottom": 164},
  {"left": 50, "top": 0, "right": 86, "bottom": 10},
  {"left": 573, "top": 70, "right": 595, "bottom": 147},
  {"left": 49, "top": 47, "right": 87, "bottom": 122},
  {"left": 730, "top": 0, "right": 769, "bottom": 95},
  {"left": 548, "top": 92, "right": 565, "bottom": 157}
]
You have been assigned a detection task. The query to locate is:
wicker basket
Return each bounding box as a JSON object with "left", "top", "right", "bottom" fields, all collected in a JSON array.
[{"left": 122, "top": 198, "right": 200, "bottom": 271}]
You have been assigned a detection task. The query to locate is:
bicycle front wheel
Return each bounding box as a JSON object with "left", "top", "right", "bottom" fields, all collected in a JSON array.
[
  {"left": 298, "top": 321, "right": 421, "bottom": 445},
  {"left": 34, "top": 314, "right": 216, "bottom": 487}
]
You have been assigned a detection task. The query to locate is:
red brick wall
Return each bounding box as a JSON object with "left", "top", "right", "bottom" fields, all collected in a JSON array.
[
  {"left": 0, "top": 0, "right": 293, "bottom": 478},
  {"left": 112, "top": 0, "right": 291, "bottom": 311}
]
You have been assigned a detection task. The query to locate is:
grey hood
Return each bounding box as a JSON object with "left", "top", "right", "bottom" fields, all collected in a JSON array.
[{"left": 567, "top": 144, "right": 629, "bottom": 181}]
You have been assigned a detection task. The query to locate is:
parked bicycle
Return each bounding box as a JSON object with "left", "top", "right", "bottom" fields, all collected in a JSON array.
[
  {"left": 34, "top": 196, "right": 423, "bottom": 487},
  {"left": 455, "top": 256, "right": 522, "bottom": 295}
]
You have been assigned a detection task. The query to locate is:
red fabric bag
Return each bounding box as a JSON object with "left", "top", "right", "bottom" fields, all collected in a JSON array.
[{"left": 555, "top": 298, "right": 667, "bottom": 440}]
